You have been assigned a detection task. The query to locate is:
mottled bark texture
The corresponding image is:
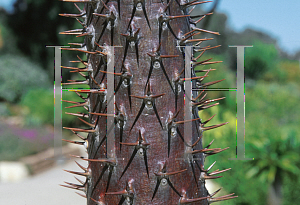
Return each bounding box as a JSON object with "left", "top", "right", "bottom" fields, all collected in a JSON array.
[{"left": 60, "top": 0, "right": 237, "bottom": 204}]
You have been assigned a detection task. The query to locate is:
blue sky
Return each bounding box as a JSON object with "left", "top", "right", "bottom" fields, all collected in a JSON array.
[
  {"left": 202, "top": 0, "right": 300, "bottom": 55},
  {"left": 1, "top": 0, "right": 299, "bottom": 55},
  {"left": 0, "top": 0, "right": 15, "bottom": 13}
]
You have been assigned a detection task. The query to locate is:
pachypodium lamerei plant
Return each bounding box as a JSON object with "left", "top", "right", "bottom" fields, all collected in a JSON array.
[{"left": 59, "top": 0, "right": 238, "bottom": 204}]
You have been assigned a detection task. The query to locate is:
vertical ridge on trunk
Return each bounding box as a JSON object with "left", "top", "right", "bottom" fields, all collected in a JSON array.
[{"left": 59, "top": 0, "right": 238, "bottom": 204}]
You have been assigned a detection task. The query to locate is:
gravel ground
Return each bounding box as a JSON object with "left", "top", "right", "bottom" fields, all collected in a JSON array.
[{"left": 0, "top": 158, "right": 88, "bottom": 205}]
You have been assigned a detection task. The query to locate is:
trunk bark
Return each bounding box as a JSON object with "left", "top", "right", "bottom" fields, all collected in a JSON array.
[
  {"left": 86, "top": 1, "right": 205, "bottom": 204},
  {"left": 59, "top": 0, "right": 236, "bottom": 204},
  {"left": 268, "top": 170, "right": 282, "bottom": 205}
]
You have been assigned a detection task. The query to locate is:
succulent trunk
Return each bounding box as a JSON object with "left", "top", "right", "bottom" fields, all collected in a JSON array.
[{"left": 60, "top": 0, "right": 237, "bottom": 204}]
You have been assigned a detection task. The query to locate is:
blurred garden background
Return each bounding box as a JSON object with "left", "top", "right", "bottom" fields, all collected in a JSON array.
[{"left": 0, "top": 0, "right": 299, "bottom": 204}]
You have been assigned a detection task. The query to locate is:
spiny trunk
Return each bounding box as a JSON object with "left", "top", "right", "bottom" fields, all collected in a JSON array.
[{"left": 60, "top": 0, "right": 237, "bottom": 204}]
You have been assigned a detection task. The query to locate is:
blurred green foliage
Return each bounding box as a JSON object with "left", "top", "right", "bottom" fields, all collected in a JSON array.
[
  {"left": 0, "top": 122, "right": 53, "bottom": 161},
  {"left": 20, "top": 88, "right": 54, "bottom": 126},
  {"left": 264, "top": 60, "right": 300, "bottom": 83},
  {"left": 0, "top": 134, "right": 47, "bottom": 161},
  {"left": 0, "top": 102, "right": 11, "bottom": 116},
  {"left": 0, "top": 15, "right": 19, "bottom": 54},
  {"left": 0, "top": 54, "right": 50, "bottom": 103},
  {"left": 199, "top": 77, "right": 300, "bottom": 205},
  {"left": 282, "top": 172, "right": 300, "bottom": 205},
  {"left": 194, "top": 44, "right": 300, "bottom": 204},
  {"left": 244, "top": 40, "right": 279, "bottom": 79},
  {"left": 18, "top": 87, "right": 88, "bottom": 127}
]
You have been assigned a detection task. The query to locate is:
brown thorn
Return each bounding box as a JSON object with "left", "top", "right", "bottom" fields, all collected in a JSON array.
[
  {"left": 130, "top": 95, "right": 147, "bottom": 99},
  {"left": 188, "top": 6, "right": 196, "bottom": 14},
  {"left": 176, "top": 118, "right": 200, "bottom": 124},
  {"left": 89, "top": 112, "right": 114, "bottom": 117},
  {"left": 93, "top": 13, "right": 107, "bottom": 18},
  {"left": 81, "top": 158, "right": 113, "bottom": 163},
  {"left": 200, "top": 102, "right": 219, "bottom": 110},
  {"left": 73, "top": 3, "right": 83, "bottom": 12},
  {"left": 165, "top": 169, "right": 187, "bottom": 176},
  {"left": 69, "top": 155, "right": 86, "bottom": 160},
  {"left": 156, "top": 42, "right": 162, "bottom": 53},
  {"left": 203, "top": 114, "right": 216, "bottom": 125},
  {"left": 183, "top": 75, "right": 208, "bottom": 81},
  {"left": 183, "top": 29, "right": 196, "bottom": 37},
  {"left": 65, "top": 102, "right": 87, "bottom": 109},
  {"left": 76, "top": 31, "right": 92, "bottom": 37},
  {"left": 191, "top": 148, "right": 221, "bottom": 154},
  {"left": 201, "top": 79, "right": 225, "bottom": 87},
  {"left": 208, "top": 194, "right": 238, "bottom": 203},
  {"left": 95, "top": 50, "right": 108, "bottom": 55},
  {"left": 191, "top": 135, "right": 203, "bottom": 147},
  {"left": 89, "top": 73, "right": 101, "bottom": 88},
  {"left": 194, "top": 49, "right": 207, "bottom": 61},
  {"left": 74, "top": 91, "right": 86, "bottom": 100},
  {"left": 206, "top": 139, "right": 215, "bottom": 148},
  {"left": 63, "top": 127, "right": 96, "bottom": 133},
  {"left": 201, "top": 61, "right": 223, "bottom": 65},
  {"left": 65, "top": 112, "right": 89, "bottom": 118},
  {"left": 61, "top": 66, "right": 80, "bottom": 70},
  {"left": 77, "top": 117, "right": 96, "bottom": 128},
  {"left": 186, "top": 38, "right": 213, "bottom": 43},
  {"left": 94, "top": 41, "right": 105, "bottom": 49},
  {"left": 193, "top": 90, "right": 205, "bottom": 101},
  {"left": 62, "top": 81, "right": 88, "bottom": 85},
  {"left": 120, "top": 142, "right": 138, "bottom": 146},
  {"left": 190, "top": 1, "right": 213, "bottom": 6},
  {"left": 105, "top": 189, "right": 127, "bottom": 195},
  {"left": 151, "top": 93, "right": 166, "bottom": 98},
  {"left": 74, "top": 176, "right": 85, "bottom": 184},
  {"left": 63, "top": 169, "right": 89, "bottom": 177},
  {"left": 62, "top": 99, "right": 81, "bottom": 104},
  {"left": 63, "top": 181, "right": 84, "bottom": 188},
  {"left": 169, "top": 15, "right": 190, "bottom": 20},
  {"left": 196, "top": 45, "right": 221, "bottom": 52},
  {"left": 194, "top": 15, "right": 207, "bottom": 24},
  {"left": 75, "top": 192, "right": 87, "bottom": 198},
  {"left": 59, "top": 184, "right": 85, "bottom": 191},
  {"left": 210, "top": 168, "right": 231, "bottom": 176},
  {"left": 62, "top": 139, "right": 85, "bottom": 146},
  {"left": 74, "top": 161, "right": 88, "bottom": 172},
  {"left": 194, "top": 58, "right": 213, "bottom": 66},
  {"left": 193, "top": 27, "right": 220, "bottom": 35},
  {"left": 60, "top": 48, "right": 97, "bottom": 54},
  {"left": 78, "top": 72, "right": 87, "bottom": 78},
  {"left": 68, "top": 43, "right": 84, "bottom": 47},
  {"left": 194, "top": 13, "right": 214, "bottom": 24},
  {"left": 195, "top": 69, "right": 216, "bottom": 72},
  {"left": 100, "top": 0, "right": 109, "bottom": 10},
  {"left": 204, "top": 97, "right": 226, "bottom": 104},
  {"left": 160, "top": 55, "right": 179, "bottom": 58},
  {"left": 99, "top": 70, "right": 122, "bottom": 76},
  {"left": 201, "top": 122, "right": 228, "bottom": 131},
  {"left": 182, "top": 31, "right": 201, "bottom": 42},
  {"left": 204, "top": 175, "right": 223, "bottom": 180}
]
